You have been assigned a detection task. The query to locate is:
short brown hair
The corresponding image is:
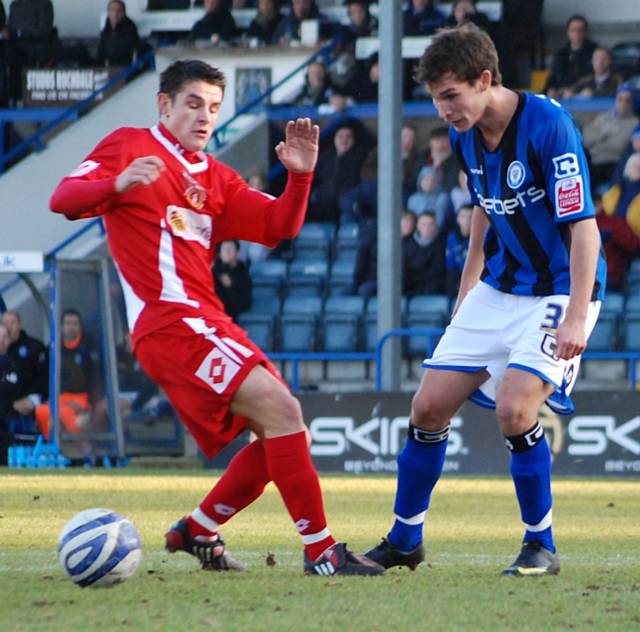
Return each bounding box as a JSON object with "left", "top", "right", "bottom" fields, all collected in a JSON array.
[
  {"left": 415, "top": 22, "right": 501, "bottom": 87},
  {"left": 159, "top": 60, "right": 226, "bottom": 101}
]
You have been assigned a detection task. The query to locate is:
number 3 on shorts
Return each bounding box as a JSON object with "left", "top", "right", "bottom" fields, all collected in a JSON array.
[{"left": 542, "top": 303, "right": 563, "bottom": 330}]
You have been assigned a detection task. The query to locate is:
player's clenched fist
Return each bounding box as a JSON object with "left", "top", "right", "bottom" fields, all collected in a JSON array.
[{"left": 115, "top": 156, "right": 166, "bottom": 193}]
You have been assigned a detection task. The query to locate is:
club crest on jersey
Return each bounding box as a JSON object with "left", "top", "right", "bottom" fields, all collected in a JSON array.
[
  {"left": 166, "top": 205, "right": 212, "bottom": 249},
  {"left": 506, "top": 160, "right": 526, "bottom": 189},
  {"left": 555, "top": 175, "right": 584, "bottom": 217},
  {"left": 182, "top": 171, "right": 207, "bottom": 209}
]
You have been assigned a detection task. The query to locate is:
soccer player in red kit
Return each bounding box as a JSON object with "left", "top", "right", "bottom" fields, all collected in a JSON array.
[{"left": 50, "top": 60, "right": 383, "bottom": 577}]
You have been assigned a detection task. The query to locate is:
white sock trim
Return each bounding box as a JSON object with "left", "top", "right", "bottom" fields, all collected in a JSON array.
[
  {"left": 191, "top": 507, "right": 220, "bottom": 533},
  {"left": 524, "top": 508, "right": 552, "bottom": 532},
  {"left": 301, "top": 528, "right": 332, "bottom": 545},
  {"left": 394, "top": 511, "right": 427, "bottom": 526}
]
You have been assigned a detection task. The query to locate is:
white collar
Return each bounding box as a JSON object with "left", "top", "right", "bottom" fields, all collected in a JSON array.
[{"left": 150, "top": 125, "right": 209, "bottom": 174}]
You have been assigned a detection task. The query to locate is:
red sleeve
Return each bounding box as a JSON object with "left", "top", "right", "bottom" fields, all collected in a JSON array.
[
  {"left": 216, "top": 170, "right": 314, "bottom": 246},
  {"left": 50, "top": 129, "right": 129, "bottom": 220}
]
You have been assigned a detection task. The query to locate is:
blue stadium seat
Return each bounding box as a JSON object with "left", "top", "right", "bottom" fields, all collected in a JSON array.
[
  {"left": 323, "top": 315, "right": 360, "bottom": 352},
  {"left": 626, "top": 294, "right": 640, "bottom": 315},
  {"left": 282, "top": 295, "right": 323, "bottom": 315},
  {"left": 622, "top": 314, "right": 640, "bottom": 351},
  {"left": 286, "top": 276, "right": 324, "bottom": 298},
  {"left": 406, "top": 315, "right": 444, "bottom": 357},
  {"left": 601, "top": 292, "right": 625, "bottom": 316},
  {"left": 250, "top": 259, "right": 288, "bottom": 279},
  {"left": 364, "top": 313, "right": 378, "bottom": 352},
  {"left": 334, "top": 244, "right": 358, "bottom": 264},
  {"left": 324, "top": 296, "right": 365, "bottom": 316},
  {"left": 328, "top": 259, "right": 355, "bottom": 296},
  {"left": 298, "top": 222, "right": 336, "bottom": 243},
  {"left": 407, "top": 295, "right": 451, "bottom": 326},
  {"left": 251, "top": 276, "right": 281, "bottom": 300},
  {"left": 248, "top": 296, "right": 281, "bottom": 316},
  {"left": 280, "top": 315, "right": 317, "bottom": 352},
  {"left": 366, "top": 296, "right": 408, "bottom": 318},
  {"left": 587, "top": 313, "right": 617, "bottom": 352},
  {"left": 293, "top": 222, "right": 336, "bottom": 260},
  {"left": 288, "top": 259, "right": 329, "bottom": 280},
  {"left": 336, "top": 223, "right": 360, "bottom": 248},
  {"left": 237, "top": 314, "right": 275, "bottom": 351}
]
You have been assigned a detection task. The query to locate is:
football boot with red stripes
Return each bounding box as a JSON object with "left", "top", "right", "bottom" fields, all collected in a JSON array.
[{"left": 165, "top": 517, "right": 244, "bottom": 571}]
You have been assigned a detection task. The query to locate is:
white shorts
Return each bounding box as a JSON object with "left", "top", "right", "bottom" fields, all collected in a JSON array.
[{"left": 423, "top": 282, "right": 601, "bottom": 414}]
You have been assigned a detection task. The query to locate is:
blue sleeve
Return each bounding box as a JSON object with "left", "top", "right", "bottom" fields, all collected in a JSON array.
[
  {"left": 445, "top": 232, "right": 456, "bottom": 270},
  {"left": 537, "top": 101, "right": 595, "bottom": 223}
]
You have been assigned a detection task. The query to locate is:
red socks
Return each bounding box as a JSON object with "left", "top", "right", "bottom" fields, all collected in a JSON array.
[
  {"left": 263, "top": 431, "right": 335, "bottom": 561},
  {"left": 187, "top": 430, "right": 335, "bottom": 561},
  {"left": 187, "top": 439, "right": 270, "bottom": 539}
]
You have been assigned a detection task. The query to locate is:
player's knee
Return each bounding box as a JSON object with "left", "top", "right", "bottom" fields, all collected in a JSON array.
[
  {"left": 255, "top": 386, "right": 304, "bottom": 435},
  {"left": 495, "top": 396, "right": 529, "bottom": 433},
  {"left": 410, "top": 391, "right": 450, "bottom": 431}
]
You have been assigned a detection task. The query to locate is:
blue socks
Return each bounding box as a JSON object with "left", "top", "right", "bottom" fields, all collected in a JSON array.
[
  {"left": 506, "top": 422, "right": 555, "bottom": 553},
  {"left": 388, "top": 424, "right": 449, "bottom": 552}
]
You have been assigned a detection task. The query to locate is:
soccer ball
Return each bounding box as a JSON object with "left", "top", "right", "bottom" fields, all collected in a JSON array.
[{"left": 57, "top": 508, "right": 142, "bottom": 587}]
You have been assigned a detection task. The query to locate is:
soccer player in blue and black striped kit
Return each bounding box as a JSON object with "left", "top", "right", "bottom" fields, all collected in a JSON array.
[{"left": 366, "top": 23, "right": 607, "bottom": 576}]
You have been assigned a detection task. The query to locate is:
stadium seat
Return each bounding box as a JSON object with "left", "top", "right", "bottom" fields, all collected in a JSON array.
[
  {"left": 328, "top": 259, "right": 355, "bottom": 296},
  {"left": 626, "top": 294, "right": 640, "bottom": 315},
  {"left": 286, "top": 275, "right": 324, "bottom": 298},
  {"left": 324, "top": 296, "right": 365, "bottom": 316},
  {"left": 406, "top": 315, "right": 444, "bottom": 357},
  {"left": 251, "top": 276, "right": 281, "bottom": 300},
  {"left": 250, "top": 259, "right": 288, "bottom": 280},
  {"left": 248, "top": 296, "right": 281, "bottom": 316},
  {"left": 323, "top": 315, "right": 360, "bottom": 352},
  {"left": 364, "top": 313, "right": 378, "bottom": 352},
  {"left": 622, "top": 314, "right": 640, "bottom": 351},
  {"left": 336, "top": 222, "right": 360, "bottom": 248},
  {"left": 587, "top": 313, "right": 617, "bottom": 352},
  {"left": 237, "top": 313, "right": 275, "bottom": 351},
  {"left": 280, "top": 315, "right": 317, "bottom": 352},
  {"left": 293, "top": 222, "right": 336, "bottom": 260},
  {"left": 601, "top": 292, "right": 625, "bottom": 316},
  {"left": 407, "top": 295, "right": 451, "bottom": 326},
  {"left": 282, "top": 295, "right": 323, "bottom": 316}
]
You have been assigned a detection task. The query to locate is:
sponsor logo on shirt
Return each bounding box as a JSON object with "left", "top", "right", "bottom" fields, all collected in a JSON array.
[
  {"left": 469, "top": 166, "right": 484, "bottom": 175},
  {"left": 476, "top": 186, "right": 546, "bottom": 215},
  {"left": 552, "top": 153, "right": 581, "bottom": 179},
  {"left": 166, "top": 205, "right": 212, "bottom": 249},
  {"left": 555, "top": 175, "right": 584, "bottom": 217}
]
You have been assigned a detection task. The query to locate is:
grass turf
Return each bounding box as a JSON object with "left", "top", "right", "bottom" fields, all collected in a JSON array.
[{"left": 1, "top": 471, "right": 639, "bottom": 631}]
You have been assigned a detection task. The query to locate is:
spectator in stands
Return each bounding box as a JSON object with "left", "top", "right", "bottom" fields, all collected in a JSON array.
[
  {"left": 450, "top": 168, "right": 472, "bottom": 213},
  {"left": 272, "top": 0, "right": 334, "bottom": 47},
  {"left": 611, "top": 125, "right": 640, "bottom": 186},
  {"left": 293, "top": 59, "right": 332, "bottom": 107},
  {"left": 2, "top": 310, "right": 47, "bottom": 419},
  {"left": 239, "top": 170, "right": 271, "bottom": 264},
  {"left": 595, "top": 194, "right": 640, "bottom": 291},
  {"left": 445, "top": 204, "right": 472, "bottom": 298},
  {"left": 402, "top": 211, "right": 446, "bottom": 296},
  {"left": 565, "top": 47, "right": 622, "bottom": 99},
  {"left": 545, "top": 15, "right": 597, "bottom": 99},
  {"left": 350, "top": 50, "right": 379, "bottom": 103},
  {"left": 582, "top": 84, "right": 639, "bottom": 187},
  {"left": 213, "top": 240, "right": 253, "bottom": 320},
  {"left": 189, "top": 0, "right": 238, "bottom": 44},
  {"left": 602, "top": 153, "right": 640, "bottom": 238},
  {"left": 246, "top": 0, "right": 282, "bottom": 45},
  {"left": 403, "top": 0, "right": 445, "bottom": 37},
  {"left": 422, "top": 126, "right": 460, "bottom": 193},
  {"left": 0, "top": 322, "right": 26, "bottom": 464},
  {"left": 444, "top": 0, "right": 491, "bottom": 32},
  {"left": 96, "top": 1, "right": 144, "bottom": 67},
  {"left": 401, "top": 124, "right": 422, "bottom": 204},
  {"left": 407, "top": 166, "right": 451, "bottom": 229},
  {"left": 6, "top": 0, "right": 56, "bottom": 101},
  {"left": 340, "top": 0, "right": 377, "bottom": 47},
  {"left": 35, "top": 309, "right": 97, "bottom": 440},
  {"left": 309, "top": 121, "right": 371, "bottom": 223}
]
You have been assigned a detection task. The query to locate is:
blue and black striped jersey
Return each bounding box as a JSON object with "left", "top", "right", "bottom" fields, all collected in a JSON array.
[{"left": 451, "top": 92, "right": 607, "bottom": 300}]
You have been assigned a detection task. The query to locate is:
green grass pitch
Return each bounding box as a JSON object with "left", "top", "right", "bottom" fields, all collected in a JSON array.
[{"left": 1, "top": 471, "right": 639, "bottom": 631}]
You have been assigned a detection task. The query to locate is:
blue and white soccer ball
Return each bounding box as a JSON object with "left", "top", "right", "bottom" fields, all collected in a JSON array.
[{"left": 57, "top": 508, "right": 142, "bottom": 587}]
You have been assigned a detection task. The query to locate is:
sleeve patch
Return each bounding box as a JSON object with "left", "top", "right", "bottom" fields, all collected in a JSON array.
[
  {"left": 555, "top": 175, "right": 584, "bottom": 217},
  {"left": 68, "top": 160, "right": 101, "bottom": 178},
  {"left": 551, "top": 153, "right": 580, "bottom": 178}
]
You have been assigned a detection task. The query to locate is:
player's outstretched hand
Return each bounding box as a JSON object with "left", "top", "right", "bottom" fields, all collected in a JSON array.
[
  {"left": 555, "top": 316, "right": 587, "bottom": 360},
  {"left": 275, "top": 118, "right": 320, "bottom": 173},
  {"left": 115, "top": 156, "right": 166, "bottom": 194}
]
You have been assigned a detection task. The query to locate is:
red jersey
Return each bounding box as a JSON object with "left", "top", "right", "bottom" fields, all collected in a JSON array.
[{"left": 51, "top": 124, "right": 312, "bottom": 344}]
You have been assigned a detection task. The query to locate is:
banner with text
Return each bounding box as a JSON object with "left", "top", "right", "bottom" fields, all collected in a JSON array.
[{"left": 296, "top": 392, "right": 640, "bottom": 476}]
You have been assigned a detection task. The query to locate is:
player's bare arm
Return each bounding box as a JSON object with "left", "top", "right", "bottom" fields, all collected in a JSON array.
[
  {"left": 114, "top": 156, "right": 166, "bottom": 194},
  {"left": 275, "top": 118, "right": 320, "bottom": 173},
  {"left": 452, "top": 205, "right": 488, "bottom": 316},
  {"left": 555, "top": 217, "right": 601, "bottom": 360}
]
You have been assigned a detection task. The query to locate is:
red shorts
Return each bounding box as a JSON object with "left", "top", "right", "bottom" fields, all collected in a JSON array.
[{"left": 135, "top": 315, "right": 283, "bottom": 459}]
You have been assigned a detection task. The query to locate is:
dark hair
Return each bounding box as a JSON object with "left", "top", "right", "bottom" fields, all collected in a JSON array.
[
  {"left": 159, "top": 60, "right": 226, "bottom": 101},
  {"left": 108, "top": 0, "right": 126, "bottom": 12},
  {"left": 429, "top": 125, "right": 449, "bottom": 139},
  {"left": 566, "top": 14, "right": 588, "bottom": 30},
  {"left": 415, "top": 22, "right": 501, "bottom": 87},
  {"left": 62, "top": 308, "right": 82, "bottom": 323}
]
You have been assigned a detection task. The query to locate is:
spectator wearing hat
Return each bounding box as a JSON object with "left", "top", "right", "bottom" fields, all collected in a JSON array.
[
  {"left": 583, "top": 84, "right": 639, "bottom": 187},
  {"left": 546, "top": 15, "right": 597, "bottom": 98},
  {"left": 565, "top": 47, "right": 622, "bottom": 99}
]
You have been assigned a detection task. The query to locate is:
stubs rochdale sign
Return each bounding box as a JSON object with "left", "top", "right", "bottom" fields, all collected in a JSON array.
[{"left": 296, "top": 392, "right": 640, "bottom": 476}]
